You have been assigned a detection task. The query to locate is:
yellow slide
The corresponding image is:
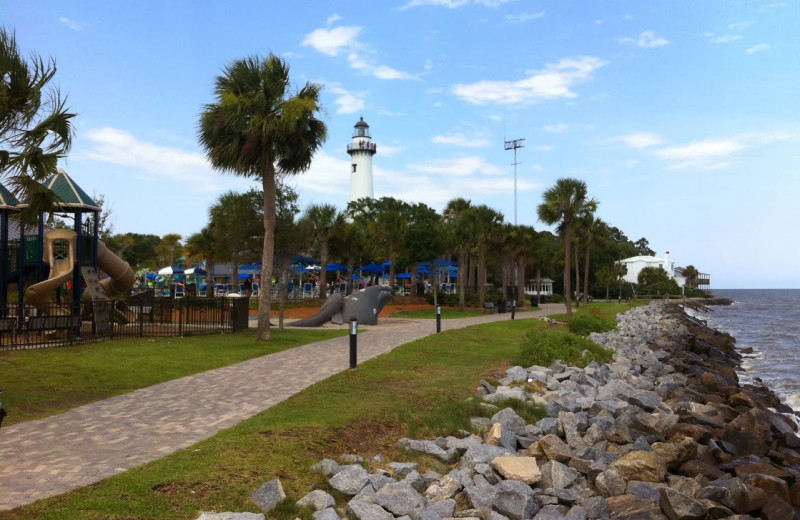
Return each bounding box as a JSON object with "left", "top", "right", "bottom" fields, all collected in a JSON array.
[
  {"left": 24, "top": 229, "right": 77, "bottom": 315},
  {"left": 25, "top": 230, "right": 136, "bottom": 316}
]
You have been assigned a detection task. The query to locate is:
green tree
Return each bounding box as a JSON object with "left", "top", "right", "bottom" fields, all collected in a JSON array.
[
  {"left": 399, "top": 203, "right": 445, "bottom": 296},
  {"left": 443, "top": 197, "right": 473, "bottom": 311},
  {"left": 0, "top": 26, "right": 76, "bottom": 219},
  {"left": 156, "top": 234, "right": 183, "bottom": 268},
  {"left": 348, "top": 197, "right": 409, "bottom": 286},
  {"left": 682, "top": 264, "right": 699, "bottom": 289},
  {"left": 575, "top": 214, "right": 605, "bottom": 304},
  {"left": 537, "top": 178, "right": 596, "bottom": 316},
  {"left": 300, "top": 203, "right": 345, "bottom": 299},
  {"left": 468, "top": 204, "right": 503, "bottom": 306},
  {"left": 208, "top": 189, "right": 264, "bottom": 285},
  {"left": 105, "top": 232, "right": 161, "bottom": 270},
  {"left": 199, "top": 54, "right": 327, "bottom": 341},
  {"left": 634, "top": 237, "right": 655, "bottom": 256}
]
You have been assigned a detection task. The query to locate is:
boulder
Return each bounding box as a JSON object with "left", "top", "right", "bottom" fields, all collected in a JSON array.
[
  {"left": 658, "top": 488, "right": 707, "bottom": 520},
  {"left": 424, "top": 474, "right": 461, "bottom": 503},
  {"left": 610, "top": 451, "right": 667, "bottom": 483},
  {"left": 492, "top": 479, "right": 539, "bottom": 520},
  {"left": 537, "top": 434, "right": 575, "bottom": 463},
  {"left": 330, "top": 465, "right": 371, "bottom": 496},
  {"left": 298, "top": 490, "right": 337, "bottom": 511},
  {"left": 345, "top": 500, "right": 394, "bottom": 520},
  {"left": 491, "top": 456, "right": 542, "bottom": 484},
  {"left": 374, "top": 481, "right": 426, "bottom": 516},
  {"left": 250, "top": 479, "right": 286, "bottom": 512}
]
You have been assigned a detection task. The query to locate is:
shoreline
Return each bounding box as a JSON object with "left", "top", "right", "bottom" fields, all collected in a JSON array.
[{"left": 270, "top": 302, "right": 800, "bottom": 519}]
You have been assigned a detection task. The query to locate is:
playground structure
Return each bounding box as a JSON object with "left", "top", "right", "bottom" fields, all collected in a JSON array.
[{"left": 1, "top": 169, "right": 137, "bottom": 340}]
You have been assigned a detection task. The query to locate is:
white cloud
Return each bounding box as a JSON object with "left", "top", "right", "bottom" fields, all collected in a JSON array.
[
  {"left": 533, "top": 145, "right": 555, "bottom": 151},
  {"left": 475, "top": 0, "right": 518, "bottom": 6},
  {"left": 452, "top": 55, "right": 607, "bottom": 105},
  {"left": 399, "top": 0, "right": 469, "bottom": 9},
  {"left": 301, "top": 26, "right": 362, "bottom": 56},
  {"left": 652, "top": 132, "right": 792, "bottom": 170},
  {"left": 327, "top": 85, "right": 366, "bottom": 114},
  {"left": 407, "top": 156, "right": 505, "bottom": 176},
  {"left": 613, "top": 132, "right": 664, "bottom": 149},
  {"left": 76, "top": 127, "right": 238, "bottom": 192},
  {"left": 59, "top": 17, "right": 86, "bottom": 31},
  {"left": 727, "top": 21, "right": 753, "bottom": 31},
  {"left": 619, "top": 30, "right": 669, "bottom": 48},
  {"left": 432, "top": 133, "right": 491, "bottom": 147},
  {"left": 303, "top": 25, "right": 415, "bottom": 80},
  {"left": 747, "top": 43, "right": 770, "bottom": 54},
  {"left": 543, "top": 123, "right": 569, "bottom": 133},
  {"left": 703, "top": 32, "right": 743, "bottom": 44},
  {"left": 506, "top": 11, "right": 544, "bottom": 22},
  {"left": 326, "top": 13, "right": 342, "bottom": 25}
]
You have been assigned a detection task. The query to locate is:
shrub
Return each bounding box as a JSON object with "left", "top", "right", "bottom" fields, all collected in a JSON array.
[
  {"left": 513, "top": 328, "right": 614, "bottom": 368},
  {"left": 567, "top": 313, "right": 616, "bottom": 336}
]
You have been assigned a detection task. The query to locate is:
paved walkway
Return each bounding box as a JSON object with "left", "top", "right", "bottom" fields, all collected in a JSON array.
[{"left": 0, "top": 304, "right": 563, "bottom": 511}]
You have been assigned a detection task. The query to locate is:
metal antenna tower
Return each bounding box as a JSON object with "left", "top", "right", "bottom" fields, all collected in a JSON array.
[{"left": 504, "top": 138, "right": 525, "bottom": 225}]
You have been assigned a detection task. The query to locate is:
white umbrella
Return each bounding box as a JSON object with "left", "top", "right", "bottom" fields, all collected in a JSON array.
[{"left": 157, "top": 266, "right": 184, "bottom": 276}]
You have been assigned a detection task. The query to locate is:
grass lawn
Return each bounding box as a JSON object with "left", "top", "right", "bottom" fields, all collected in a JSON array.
[
  {"left": 390, "top": 308, "right": 485, "bottom": 319},
  {"left": 2, "top": 318, "right": 552, "bottom": 520},
  {"left": 0, "top": 328, "right": 347, "bottom": 426}
]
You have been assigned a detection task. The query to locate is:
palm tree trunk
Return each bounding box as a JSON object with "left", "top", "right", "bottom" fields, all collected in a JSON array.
[
  {"left": 574, "top": 247, "right": 580, "bottom": 301},
  {"left": 517, "top": 258, "right": 525, "bottom": 305},
  {"left": 583, "top": 242, "right": 591, "bottom": 305},
  {"left": 458, "top": 250, "right": 467, "bottom": 312},
  {"left": 257, "top": 171, "right": 277, "bottom": 341},
  {"left": 563, "top": 228, "right": 573, "bottom": 316},
  {"left": 319, "top": 239, "right": 329, "bottom": 300}
]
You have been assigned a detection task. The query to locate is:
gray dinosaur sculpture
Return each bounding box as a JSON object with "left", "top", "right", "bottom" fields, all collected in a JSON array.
[{"left": 291, "top": 285, "right": 394, "bottom": 327}]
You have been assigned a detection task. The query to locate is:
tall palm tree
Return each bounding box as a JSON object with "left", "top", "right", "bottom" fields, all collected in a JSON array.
[
  {"left": 537, "top": 178, "right": 596, "bottom": 316},
  {"left": 199, "top": 54, "right": 327, "bottom": 341},
  {"left": 444, "top": 197, "right": 473, "bottom": 311},
  {"left": 469, "top": 205, "right": 503, "bottom": 306},
  {"left": 576, "top": 214, "right": 606, "bottom": 305},
  {"left": 1, "top": 26, "right": 76, "bottom": 219},
  {"left": 301, "top": 203, "right": 345, "bottom": 299}
]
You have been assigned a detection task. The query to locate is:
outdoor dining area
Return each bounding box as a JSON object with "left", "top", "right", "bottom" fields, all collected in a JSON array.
[{"left": 135, "top": 258, "right": 459, "bottom": 300}]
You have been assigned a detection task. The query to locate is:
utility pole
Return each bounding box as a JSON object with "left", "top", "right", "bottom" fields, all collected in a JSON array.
[
  {"left": 504, "top": 138, "right": 525, "bottom": 225},
  {"left": 504, "top": 137, "right": 525, "bottom": 301}
]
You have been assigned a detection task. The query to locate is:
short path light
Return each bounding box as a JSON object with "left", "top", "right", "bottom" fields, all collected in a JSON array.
[
  {"left": 436, "top": 305, "right": 442, "bottom": 334},
  {"left": 349, "top": 319, "right": 358, "bottom": 369}
]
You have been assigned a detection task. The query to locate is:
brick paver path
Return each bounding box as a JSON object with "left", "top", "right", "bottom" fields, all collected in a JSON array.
[{"left": 0, "top": 305, "right": 563, "bottom": 510}]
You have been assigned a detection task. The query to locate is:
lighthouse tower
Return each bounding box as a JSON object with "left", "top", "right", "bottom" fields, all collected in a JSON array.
[{"left": 347, "top": 116, "right": 377, "bottom": 203}]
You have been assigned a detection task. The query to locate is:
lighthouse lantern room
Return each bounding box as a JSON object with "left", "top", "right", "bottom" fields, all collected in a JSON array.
[{"left": 347, "top": 116, "right": 377, "bottom": 204}]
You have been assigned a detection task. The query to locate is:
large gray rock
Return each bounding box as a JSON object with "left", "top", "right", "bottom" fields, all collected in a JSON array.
[
  {"left": 491, "top": 408, "right": 528, "bottom": 435},
  {"left": 312, "top": 508, "right": 342, "bottom": 520},
  {"left": 312, "top": 458, "right": 342, "bottom": 477},
  {"left": 249, "top": 479, "right": 286, "bottom": 512},
  {"left": 413, "top": 499, "right": 456, "bottom": 520},
  {"left": 397, "top": 438, "right": 456, "bottom": 462},
  {"left": 493, "top": 479, "right": 539, "bottom": 520},
  {"left": 658, "top": 488, "right": 707, "bottom": 520},
  {"left": 298, "top": 490, "right": 337, "bottom": 511},
  {"left": 424, "top": 474, "right": 461, "bottom": 502},
  {"left": 461, "top": 444, "right": 516, "bottom": 469},
  {"left": 484, "top": 385, "right": 529, "bottom": 403},
  {"left": 346, "top": 500, "right": 394, "bottom": 520},
  {"left": 374, "top": 481, "right": 426, "bottom": 516},
  {"left": 491, "top": 456, "right": 542, "bottom": 484},
  {"left": 539, "top": 460, "right": 578, "bottom": 490},
  {"left": 330, "top": 464, "right": 371, "bottom": 496}
]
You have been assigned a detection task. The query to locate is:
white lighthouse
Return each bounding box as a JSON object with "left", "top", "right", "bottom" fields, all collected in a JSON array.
[{"left": 347, "top": 116, "right": 377, "bottom": 204}]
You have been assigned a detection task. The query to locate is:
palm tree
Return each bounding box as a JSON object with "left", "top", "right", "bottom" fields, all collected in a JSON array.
[
  {"left": 199, "top": 54, "right": 327, "bottom": 341},
  {"left": 444, "top": 198, "right": 473, "bottom": 311},
  {"left": 1, "top": 26, "right": 76, "bottom": 218},
  {"left": 575, "top": 214, "right": 606, "bottom": 305},
  {"left": 537, "top": 178, "right": 596, "bottom": 316},
  {"left": 469, "top": 204, "right": 503, "bottom": 307},
  {"left": 682, "top": 265, "right": 699, "bottom": 291},
  {"left": 301, "top": 203, "right": 345, "bottom": 299}
]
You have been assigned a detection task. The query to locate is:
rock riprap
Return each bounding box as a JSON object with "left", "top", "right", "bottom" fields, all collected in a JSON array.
[{"left": 199, "top": 303, "right": 800, "bottom": 519}]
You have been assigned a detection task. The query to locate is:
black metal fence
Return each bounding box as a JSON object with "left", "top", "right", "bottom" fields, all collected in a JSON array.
[{"left": 0, "top": 293, "right": 250, "bottom": 351}]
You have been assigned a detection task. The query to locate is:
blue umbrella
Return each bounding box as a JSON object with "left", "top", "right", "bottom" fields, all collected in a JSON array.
[
  {"left": 326, "top": 262, "right": 348, "bottom": 271},
  {"left": 396, "top": 272, "right": 412, "bottom": 279},
  {"left": 358, "top": 262, "right": 385, "bottom": 273}
]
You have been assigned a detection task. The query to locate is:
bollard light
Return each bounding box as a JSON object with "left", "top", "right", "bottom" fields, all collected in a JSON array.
[
  {"left": 436, "top": 305, "right": 442, "bottom": 334},
  {"left": 349, "top": 319, "right": 358, "bottom": 369},
  {"left": 511, "top": 299, "right": 516, "bottom": 320}
]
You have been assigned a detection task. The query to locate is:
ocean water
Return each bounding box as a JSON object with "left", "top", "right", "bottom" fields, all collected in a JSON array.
[{"left": 699, "top": 289, "right": 800, "bottom": 412}]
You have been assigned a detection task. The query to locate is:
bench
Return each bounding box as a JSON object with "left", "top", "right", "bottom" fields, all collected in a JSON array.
[
  {"left": 0, "top": 317, "right": 16, "bottom": 345},
  {"left": 483, "top": 302, "right": 495, "bottom": 313},
  {"left": 26, "top": 315, "right": 82, "bottom": 343}
]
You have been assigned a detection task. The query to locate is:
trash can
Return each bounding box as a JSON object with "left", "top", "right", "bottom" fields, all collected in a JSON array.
[{"left": 496, "top": 299, "right": 507, "bottom": 313}]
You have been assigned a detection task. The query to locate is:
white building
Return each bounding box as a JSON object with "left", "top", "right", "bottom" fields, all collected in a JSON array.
[
  {"left": 347, "top": 117, "right": 377, "bottom": 204},
  {"left": 619, "top": 251, "right": 676, "bottom": 285},
  {"left": 619, "top": 251, "right": 711, "bottom": 290}
]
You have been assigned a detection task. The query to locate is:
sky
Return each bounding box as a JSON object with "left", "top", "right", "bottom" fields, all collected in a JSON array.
[{"left": 3, "top": 1, "right": 799, "bottom": 289}]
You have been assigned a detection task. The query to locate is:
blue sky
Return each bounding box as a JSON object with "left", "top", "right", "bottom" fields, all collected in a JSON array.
[{"left": 4, "top": 1, "right": 799, "bottom": 289}]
